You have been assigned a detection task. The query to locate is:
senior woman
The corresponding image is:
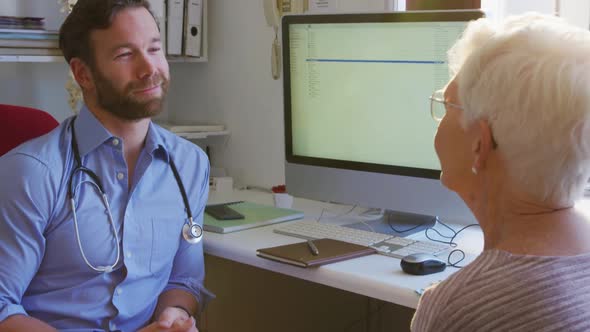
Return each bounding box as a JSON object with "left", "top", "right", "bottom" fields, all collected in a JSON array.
[{"left": 411, "top": 13, "right": 590, "bottom": 332}]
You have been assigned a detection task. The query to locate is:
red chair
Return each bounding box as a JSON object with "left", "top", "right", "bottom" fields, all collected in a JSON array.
[{"left": 0, "top": 104, "right": 59, "bottom": 157}]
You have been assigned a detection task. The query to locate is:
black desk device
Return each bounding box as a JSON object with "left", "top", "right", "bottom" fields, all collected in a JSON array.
[
  {"left": 205, "top": 204, "right": 245, "bottom": 220},
  {"left": 400, "top": 253, "right": 447, "bottom": 275}
]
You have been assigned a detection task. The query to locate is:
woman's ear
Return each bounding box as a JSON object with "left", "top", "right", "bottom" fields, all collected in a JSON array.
[
  {"left": 69, "top": 58, "right": 94, "bottom": 92},
  {"left": 472, "top": 120, "right": 494, "bottom": 172}
]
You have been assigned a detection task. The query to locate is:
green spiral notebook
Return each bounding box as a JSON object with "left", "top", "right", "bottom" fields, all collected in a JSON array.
[{"left": 203, "top": 201, "right": 304, "bottom": 234}]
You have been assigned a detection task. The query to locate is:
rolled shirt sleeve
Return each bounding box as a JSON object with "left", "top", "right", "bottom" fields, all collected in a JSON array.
[
  {"left": 0, "top": 153, "right": 55, "bottom": 322},
  {"left": 163, "top": 156, "right": 215, "bottom": 311}
]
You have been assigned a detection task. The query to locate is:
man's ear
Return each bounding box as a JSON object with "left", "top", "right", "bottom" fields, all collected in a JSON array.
[
  {"left": 472, "top": 120, "right": 494, "bottom": 171},
  {"left": 69, "top": 58, "right": 94, "bottom": 92}
]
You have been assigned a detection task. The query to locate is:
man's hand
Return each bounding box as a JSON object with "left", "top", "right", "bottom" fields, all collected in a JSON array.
[
  {"left": 156, "top": 306, "right": 198, "bottom": 332},
  {"left": 138, "top": 307, "right": 198, "bottom": 332}
]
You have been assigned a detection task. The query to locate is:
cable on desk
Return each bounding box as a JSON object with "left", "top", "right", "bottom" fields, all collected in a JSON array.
[
  {"left": 447, "top": 249, "right": 467, "bottom": 268},
  {"left": 425, "top": 219, "right": 459, "bottom": 245},
  {"left": 430, "top": 218, "right": 457, "bottom": 238},
  {"left": 425, "top": 219, "right": 480, "bottom": 268},
  {"left": 315, "top": 204, "right": 358, "bottom": 222},
  {"left": 354, "top": 218, "right": 376, "bottom": 233}
]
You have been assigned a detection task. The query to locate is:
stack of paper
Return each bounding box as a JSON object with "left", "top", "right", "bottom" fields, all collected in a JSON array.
[
  {"left": 0, "top": 28, "right": 59, "bottom": 49},
  {"left": 0, "top": 17, "right": 45, "bottom": 30}
]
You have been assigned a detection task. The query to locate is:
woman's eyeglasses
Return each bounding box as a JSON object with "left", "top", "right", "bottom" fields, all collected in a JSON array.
[
  {"left": 429, "top": 89, "right": 498, "bottom": 148},
  {"left": 429, "top": 89, "right": 463, "bottom": 122}
]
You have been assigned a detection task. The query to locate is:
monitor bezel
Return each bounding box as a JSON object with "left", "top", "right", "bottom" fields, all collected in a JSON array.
[{"left": 282, "top": 10, "right": 484, "bottom": 180}]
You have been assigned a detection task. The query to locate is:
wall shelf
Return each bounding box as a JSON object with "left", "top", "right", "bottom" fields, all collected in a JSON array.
[
  {"left": 178, "top": 131, "right": 230, "bottom": 140},
  {"left": 167, "top": 56, "right": 208, "bottom": 63},
  {"left": 0, "top": 55, "right": 63, "bottom": 63}
]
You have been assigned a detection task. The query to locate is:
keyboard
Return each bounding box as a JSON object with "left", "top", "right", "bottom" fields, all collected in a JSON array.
[{"left": 274, "top": 220, "right": 449, "bottom": 259}]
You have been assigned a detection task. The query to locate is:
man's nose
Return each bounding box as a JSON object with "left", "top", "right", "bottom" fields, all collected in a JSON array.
[{"left": 136, "top": 52, "right": 157, "bottom": 80}]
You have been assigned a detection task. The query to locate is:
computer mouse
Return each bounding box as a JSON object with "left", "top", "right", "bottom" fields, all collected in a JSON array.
[{"left": 400, "top": 253, "right": 447, "bottom": 275}]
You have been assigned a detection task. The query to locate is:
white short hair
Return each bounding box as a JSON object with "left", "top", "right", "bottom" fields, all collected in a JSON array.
[{"left": 448, "top": 12, "right": 590, "bottom": 206}]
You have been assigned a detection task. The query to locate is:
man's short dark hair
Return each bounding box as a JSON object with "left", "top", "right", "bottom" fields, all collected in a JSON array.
[{"left": 59, "top": 0, "right": 155, "bottom": 66}]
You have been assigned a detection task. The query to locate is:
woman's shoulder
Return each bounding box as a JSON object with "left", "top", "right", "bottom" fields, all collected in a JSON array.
[
  {"left": 411, "top": 249, "right": 590, "bottom": 331},
  {"left": 431, "top": 248, "right": 590, "bottom": 295}
]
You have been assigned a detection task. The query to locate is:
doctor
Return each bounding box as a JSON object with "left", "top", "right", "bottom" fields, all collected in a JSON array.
[{"left": 0, "top": 0, "right": 212, "bottom": 331}]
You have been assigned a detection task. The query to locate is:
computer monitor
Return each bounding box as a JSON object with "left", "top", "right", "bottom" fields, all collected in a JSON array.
[{"left": 283, "top": 11, "right": 484, "bottom": 227}]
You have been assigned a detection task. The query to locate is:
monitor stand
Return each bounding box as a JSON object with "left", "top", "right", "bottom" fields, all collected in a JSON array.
[{"left": 342, "top": 209, "right": 437, "bottom": 237}]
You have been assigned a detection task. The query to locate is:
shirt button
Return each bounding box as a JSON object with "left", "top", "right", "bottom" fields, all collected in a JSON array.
[
  {"left": 112, "top": 138, "right": 120, "bottom": 146},
  {"left": 126, "top": 251, "right": 132, "bottom": 259},
  {"left": 111, "top": 323, "right": 117, "bottom": 330},
  {"left": 116, "top": 288, "right": 123, "bottom": 295},
  {"left": 117, "top": 172, "right": 125, "bottom": 180}
]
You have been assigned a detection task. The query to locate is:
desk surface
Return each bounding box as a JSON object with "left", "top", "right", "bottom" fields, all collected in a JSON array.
[{"left": 204, "top": 189, "right": 484, "bottom": 309}]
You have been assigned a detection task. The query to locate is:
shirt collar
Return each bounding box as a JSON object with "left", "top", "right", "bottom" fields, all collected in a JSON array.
[
  {"left": 72, "top": 105, "right": 170, "bottom": 161},
  {"left": 72, "top": 106, "right": 113, "bottom": 157},
  {"left": 146, "top": 121, "right": 170, "bottom": 162}
]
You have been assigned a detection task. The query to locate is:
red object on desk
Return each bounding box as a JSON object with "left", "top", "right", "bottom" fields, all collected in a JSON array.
[
  {"left": 272, "top": 184, "right": 287, "bottom": 193},
  {"left": 0, "top": 104, "right": 59, "bottom": 157}
]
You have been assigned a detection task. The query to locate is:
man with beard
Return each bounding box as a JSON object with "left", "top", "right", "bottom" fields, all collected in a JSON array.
[{"left": 0, "top": 1, "right": 212, "bottom": 331}]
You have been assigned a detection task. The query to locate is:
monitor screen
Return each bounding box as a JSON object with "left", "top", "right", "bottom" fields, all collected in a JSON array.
[{"left": 283, "top": 11, "right": 483, "bottom": 223}]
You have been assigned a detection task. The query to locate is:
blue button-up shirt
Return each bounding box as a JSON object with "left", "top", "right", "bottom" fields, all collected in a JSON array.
[{"left": 0, "top": 106, "right": 214, "bottom": 331}]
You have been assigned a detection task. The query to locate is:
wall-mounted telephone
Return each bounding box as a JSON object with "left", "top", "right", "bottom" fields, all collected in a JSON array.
[
  {"left": 263, "top": 0, "right": 281, "bottom": 29},
  {"left": 263, "top": 0, "right": 306, "bottom": 80}
]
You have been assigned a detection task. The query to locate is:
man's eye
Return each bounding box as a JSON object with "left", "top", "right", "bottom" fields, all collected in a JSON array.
[
  {"left": 149, "top": 47, "right": 161, "bottom": 53},
  {"left": 116, "top": 52, "right": 132, "bottom": 59}
]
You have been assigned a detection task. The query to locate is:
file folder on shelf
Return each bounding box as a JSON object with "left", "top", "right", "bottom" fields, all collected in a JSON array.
[
  {"left": 184, "top": 0, "right": 203, "bottom": 57},
  {"left": 167, "top": 0, "right": 184, "bottom": 55},
  {"left": 203, "top": 201, "right": 304, "bottom": 234},
  {"left": 147, "top": 0, "right": 166, "bottom": 55}
]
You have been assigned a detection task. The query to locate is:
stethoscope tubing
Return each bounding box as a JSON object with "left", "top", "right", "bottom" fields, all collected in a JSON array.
[{"left": 67, "top": 118, "right": 203, "bottom": 273}]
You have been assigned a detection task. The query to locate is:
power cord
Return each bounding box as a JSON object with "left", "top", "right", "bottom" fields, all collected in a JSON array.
[
  {"left": 311, "top": 203, "right": 480, "bottom": 269},
  {"left": 316, "top": 204, "right": 358, "bottom": 222},
  {"left": 425, "top": 218, "right": 480, "bottom": 268}
]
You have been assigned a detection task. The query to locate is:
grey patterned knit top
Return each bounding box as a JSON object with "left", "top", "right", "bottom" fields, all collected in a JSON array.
[{"left": 411, "top": 249, "right": 590, "bottom": 332}]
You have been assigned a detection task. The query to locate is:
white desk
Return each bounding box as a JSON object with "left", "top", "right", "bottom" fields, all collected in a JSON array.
[{"left": 204, "top": 189, "right": 484, "bottom": 309}]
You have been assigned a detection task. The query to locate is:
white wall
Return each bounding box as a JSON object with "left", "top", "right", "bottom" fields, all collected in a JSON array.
[
  {"left": 0, "top": 62, "right": 72, "bottom": 121},
  {"left": 167, "top": 0, "right": 393, "bottom": 189},
  {"left": 559, "top": 0, "right": 590, "bottom": 29},
  {"left": 167, "top": 1, "right": 286, "bottom": 188}
]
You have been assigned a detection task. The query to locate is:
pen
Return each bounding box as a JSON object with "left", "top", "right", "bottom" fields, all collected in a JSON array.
[{"left": 307, "top": 239, "right": 319, "bottom": 256}]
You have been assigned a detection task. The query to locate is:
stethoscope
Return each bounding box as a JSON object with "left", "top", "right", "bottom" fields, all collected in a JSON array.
[{"left": 67, "top": 118, "right": 203, "bottom": 273}]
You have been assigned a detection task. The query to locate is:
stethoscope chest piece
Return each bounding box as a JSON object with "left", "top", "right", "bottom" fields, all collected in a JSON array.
[{"left": 183, "top": 223, "right": 203, "bottom": 244}]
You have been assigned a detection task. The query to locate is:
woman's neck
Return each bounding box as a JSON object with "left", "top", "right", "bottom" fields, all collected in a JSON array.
[{"left": 472, "top": 183, "right": 590, "bottom": 255}]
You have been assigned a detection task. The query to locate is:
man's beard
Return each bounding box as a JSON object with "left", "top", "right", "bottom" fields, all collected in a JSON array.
[{"left": 92, "top": 68, "right": 170, "bottom": 121}]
